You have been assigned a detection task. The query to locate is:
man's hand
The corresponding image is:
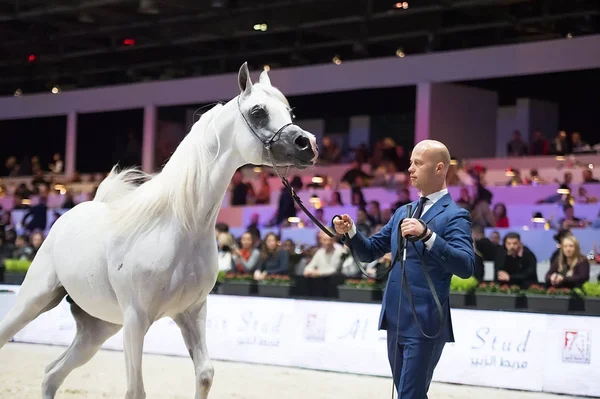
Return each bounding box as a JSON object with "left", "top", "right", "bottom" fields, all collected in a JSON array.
[
  {"left": 333, "top": 214, "right": 354, "bottom": 235},
  {"left": 497, "top": 270, "right": 510, "bottom": 282},
  {"left": 401, "top": 218, "right": 427, "bottom": 239}
]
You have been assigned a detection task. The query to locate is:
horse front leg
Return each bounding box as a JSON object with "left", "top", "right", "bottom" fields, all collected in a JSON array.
[
  {"left": 175, "top": 301, "right": 214, "bottom": 399},
  {"left": 122, "top": 308, "right": 151, "bottom": 399}
]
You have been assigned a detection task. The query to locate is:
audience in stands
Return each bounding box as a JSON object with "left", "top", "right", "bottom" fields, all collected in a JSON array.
[
  {"left": 545, "top": 234, "right": 590, "bottom": 288},
  {"left": 492, "top": 203, "right": 509, "bottom": 228},
  {"left": 494, "top": 232, "right": 538, "bottom": 289},
  {"left": 507, "top": 131, "right": 528, "bottom": 156}
]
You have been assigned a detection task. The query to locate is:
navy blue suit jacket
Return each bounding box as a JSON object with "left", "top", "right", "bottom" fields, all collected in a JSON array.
[{"left": 348, "top": 193, "right": 475, "bottom": 342}]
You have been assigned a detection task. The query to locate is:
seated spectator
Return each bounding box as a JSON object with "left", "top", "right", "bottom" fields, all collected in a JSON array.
[
  {"left": 13, "top": 235, "right": 34, "bottom": 261},
  {"left": 253, "top": 172, "right": 271, "bottom": 204},
  {"left": 558, "top": 204, "right": 589, "bottom": 229},
  {"left": 328, "top": 191, "right": 344, "bottom": 206},
  {"left": 231, "top": 232, "right": 260, "bottom": 273},
  {"left": 552, "top": 130, "right": 570, "bottom": 155},
  {"left": 494, "top": 232, "right": 538, "bottom": 289},
  {"left": 489, "top": 231, "right": 501, "bottom": 246},
  {"left": 571, "top": 132, "right": 591, "bottom": 153},
  {"left": 61, "top": 192, "right": 76, "bottom": 209},
  {"left": 354, "top": 208, "right": 372, "bottom": 237},
  {"left": 392, "top": 187, "right": 411, "bottom": 211},
  {"left": 455, "top": 187, "right": 472, "bottom": 211},
  {"left": 492, "top": 203, "right": 509, "bottom": 228},
  {"left": 471, "top": 199, "right": 495, "bottom": 228},
  {"left": 550, "top": 229, "right": 572, "bottom": 265},
  {"left": 575, "top": 186, "right": 598, "bottom": 204},
  {"left": 582, "top": 168, "right": 599, "bottom": 184},
  {"left": 366, "top": 200, "right": 381, "bottom": 226},
  {"left": 472, "top": 224, "right": 500, "bottom": 262},
  {"left": 303, "top": 229, "right": 343, "bottom": 278},
  {"left": 217, "top": 232, "right": 236, "bottom": 272},
  {"left": 529, "top": 130, "right": 550, "bottom": 155},
  {"left": 507, "top": 130, "right": 528, "bottom": 156},
  {"left": 30, "top": 231, "right": 44, "bottom": 259},
  {"left": 254, "top": 232, "right": 289, "bottom": 280},
  {"left": 340, "top": 161, "right": 371, "bottom": 187},
  {"left": 22, "top": 196, "right": 48, "bottom": 233},
  {"left": 473, "top": 242, "right": 485, "bottom": 281},
  {"left": 229, "top": 169, "right": 254, "bottom": 206},
  {"left": 319, "top": 136, "right": 341, "bottom": 164},
  {"left": 545, "top": 234, "right": 590, "bottom": 289}
]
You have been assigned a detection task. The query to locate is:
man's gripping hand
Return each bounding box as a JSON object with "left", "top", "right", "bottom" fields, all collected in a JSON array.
[{"left": 333, "top": 214, "right": 354, "bottom": 235}]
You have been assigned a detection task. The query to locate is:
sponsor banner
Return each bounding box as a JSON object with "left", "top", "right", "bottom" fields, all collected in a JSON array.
[
  {"left": 291, "top": 299, "right": 389, "bottom": 377},
  {"left": 434, "top": 309, "right": 547, "bottom": 391},
  {"left": 1, "top": 288, "right": 600, "bottom": 397},
  {"left": 542, "top": 315, "right": 600, "bottom": 397}
]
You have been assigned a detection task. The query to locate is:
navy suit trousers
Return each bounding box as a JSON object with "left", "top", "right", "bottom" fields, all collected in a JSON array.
[{"left": 387, "top": 329, "right": 446, "bottom": 398}]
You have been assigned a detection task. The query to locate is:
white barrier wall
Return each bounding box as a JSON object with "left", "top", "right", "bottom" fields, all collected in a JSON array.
[{"left": 0, "top": 285, "right": 598, "bottom": 397}]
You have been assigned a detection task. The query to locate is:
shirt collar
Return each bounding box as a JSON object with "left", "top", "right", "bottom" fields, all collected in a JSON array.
[{"left": 420, "top": 188, "right": 449, "bottom": 205}]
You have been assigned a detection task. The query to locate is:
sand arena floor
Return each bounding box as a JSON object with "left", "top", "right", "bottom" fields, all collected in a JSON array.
[{"left": 0, "top": 343, "right": 585, "bottom": 398}]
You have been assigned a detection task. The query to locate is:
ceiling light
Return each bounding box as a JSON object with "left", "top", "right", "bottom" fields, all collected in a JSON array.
[
  {"left": 14, "top": 88, "right": 22, "bottom": 96},
  {"left": 51, "top": 86, "right": 61, "bottom": 94},
  {"left": 263, "top": 64, "right": 270, "bottom": 71},
  {"left": 253, "top": 23, "right": 267, "bottom": 31},
  {"left": 332, "top": 55, "right": 341, "bottom": 65},
  {"left": 396, "top": 48, "right": 405, "bottom": 57},
  {"left": 566, "top": 33, "right": 573, "bottom": 39}
]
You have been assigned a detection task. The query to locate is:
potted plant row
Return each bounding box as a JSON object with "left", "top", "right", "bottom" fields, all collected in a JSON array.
[
  {"left": 218, "top": 272, "right": 257, "bottom": 296},
  {"left": 449, "top": 275, "right": 478, "bottom": 308},
  {"left": 577, "top": 282, "right": 600, "bottom": 316},
  {"left": 475, "top": 282, "right": 521, "bottom": 310},
  {"left": 2, "top": 259, "right": 32, "bottom": 285},
  {"left": 337, "top": 278, "right": 384, "bottom": 303},
  {"left": 525, "top": 284, "right": 573, "bottom": 313},
  {"left": 257, "top": 274, "right": 294, "bottom": 298}
]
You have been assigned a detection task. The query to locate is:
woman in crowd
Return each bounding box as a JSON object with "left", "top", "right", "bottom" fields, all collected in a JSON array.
[
  {"left": 545, "top": 233, "right": 590, "bottom": 289},
  {"left": 253, "top": 232, "right": 289, "bottom": 280},
  {"left": 231, "top": 231, "right": 260, "bottom": 273},
  {"left": 492, "top": 203, "right": 509, "bottom": 227}
]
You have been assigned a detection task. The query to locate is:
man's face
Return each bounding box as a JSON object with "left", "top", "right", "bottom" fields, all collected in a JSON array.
[
  {"left": 505, "top": 238, "right": 521, "bottom": 256},
  {"left": 408, "top": 147, "right": 437, "bottom": 191}
]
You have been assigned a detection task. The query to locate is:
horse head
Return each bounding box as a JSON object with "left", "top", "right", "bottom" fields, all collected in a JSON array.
[{"left": 235, "top": 62, "right": 318, "bottom": 170}]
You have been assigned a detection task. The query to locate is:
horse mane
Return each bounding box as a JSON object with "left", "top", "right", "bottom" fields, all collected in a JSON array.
[{"left": 104, "top": 103, "right": 224, "bottom": 240}]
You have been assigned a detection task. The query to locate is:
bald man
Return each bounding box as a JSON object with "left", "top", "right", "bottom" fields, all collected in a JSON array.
[{"left": 334, "top": 140, "right": 474, "bottom": 398}]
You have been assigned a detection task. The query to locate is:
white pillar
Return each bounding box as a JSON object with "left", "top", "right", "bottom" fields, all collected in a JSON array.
[
  {"left": 141, "top": 104, "right": 156, "bottom": 173},
  {"left": 414, "top": 82, "right": 432, "bottom": 145},
  {"left": 65, "top": 111, "right": 77, "bottom": 178}
]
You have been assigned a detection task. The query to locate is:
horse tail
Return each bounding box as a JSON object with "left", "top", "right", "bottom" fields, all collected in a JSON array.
[{"left": 93, "top": 165, "right": 153, "bottom": 204}]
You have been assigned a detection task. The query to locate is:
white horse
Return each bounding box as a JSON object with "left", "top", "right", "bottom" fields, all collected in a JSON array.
[{"left": 0, "top": 62, "right": 317, "bottom": 399}]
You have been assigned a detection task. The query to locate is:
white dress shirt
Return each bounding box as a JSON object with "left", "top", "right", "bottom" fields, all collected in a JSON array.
[{"left": 348, "top": 188, "right": 449, "bottom": 252}]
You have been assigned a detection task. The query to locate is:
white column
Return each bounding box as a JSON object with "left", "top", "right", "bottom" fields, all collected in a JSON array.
[
  {"left": 414, "top": 82, "right": 432, "bottom": 145},
  {"left": 141, "top": 104, "right": 157, "bottom": 173},
  {"left": 65, "top": 111, "right": 77, "bottom": 178}
]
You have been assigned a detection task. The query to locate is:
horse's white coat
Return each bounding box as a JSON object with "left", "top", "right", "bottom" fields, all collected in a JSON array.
[{"left": 0, "top": 63, "right": 317, "bottom": 399}]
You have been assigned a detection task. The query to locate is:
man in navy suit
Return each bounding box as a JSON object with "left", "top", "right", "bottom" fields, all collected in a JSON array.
[{"left": 334, "top": 140, "right": 475, "bottom": 398}]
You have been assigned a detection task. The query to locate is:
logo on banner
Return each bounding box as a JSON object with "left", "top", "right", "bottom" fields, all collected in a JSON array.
[
  {"left": 304, "top": 313, "right": 326, "bottom": 341},
  {"left": 562, "top": 330, "right": 591, "bottom": 364},
  {"left": 470, "top": 327, "right": 531, "bottom": 370},
  {"left": 236, "top": 310, "right": 284, "bottom": 347}
]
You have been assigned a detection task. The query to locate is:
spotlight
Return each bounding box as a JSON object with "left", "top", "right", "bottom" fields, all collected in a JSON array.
[
  {"left": 396, "top": 48, "right": 405, "bottom": 57},
  {"left": 263, "top": 64, "right": 270, "bottom": 71},
  {"left": 332, "top": 55, "right": 341, "bottom": 65},
  {"left": 51, "top": 86, "right": 60, "bottom": 94},
  {"left": 253, "top": 23, "right": 267, "bottom": 31},
  {"left": 14, "top": 88, "right": 22, "bottom": 96}
]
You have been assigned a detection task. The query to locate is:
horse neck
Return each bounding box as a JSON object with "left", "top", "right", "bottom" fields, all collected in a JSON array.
[{"left": 155, "top": 101, "right": 245, "bottom": 232}]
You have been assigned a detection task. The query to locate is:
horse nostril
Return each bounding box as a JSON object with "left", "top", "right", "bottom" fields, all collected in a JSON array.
[{"left": 294, "top": 135, "right": 310, "bottom": 150}]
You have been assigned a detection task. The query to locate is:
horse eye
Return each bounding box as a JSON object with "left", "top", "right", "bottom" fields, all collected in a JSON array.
[{"left": 251, "top": 106, "right": 267, "bottom": 118}]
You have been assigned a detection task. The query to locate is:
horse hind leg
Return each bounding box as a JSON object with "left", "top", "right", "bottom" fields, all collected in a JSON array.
[
  {"left": 42, "top": 301, "right": 122, "bottom": 399},
  {"left": 0, "top": 256, "right": 66, "bottom": 349},
  {"left": 174, "top": 301, "right": 214, "bottom": 399}
]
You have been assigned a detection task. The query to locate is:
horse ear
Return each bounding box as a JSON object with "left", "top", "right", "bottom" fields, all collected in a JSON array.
[
  {"left": 238, "top": 62, "right": 252, "bottom": 95},
  {"left": 259, "top": 70, "right": 272, "bottom": 86}
]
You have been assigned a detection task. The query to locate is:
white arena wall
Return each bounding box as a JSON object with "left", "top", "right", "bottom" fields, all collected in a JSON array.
[{"left": 0, "top": 284, "right": 598, "bottom": 398}]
